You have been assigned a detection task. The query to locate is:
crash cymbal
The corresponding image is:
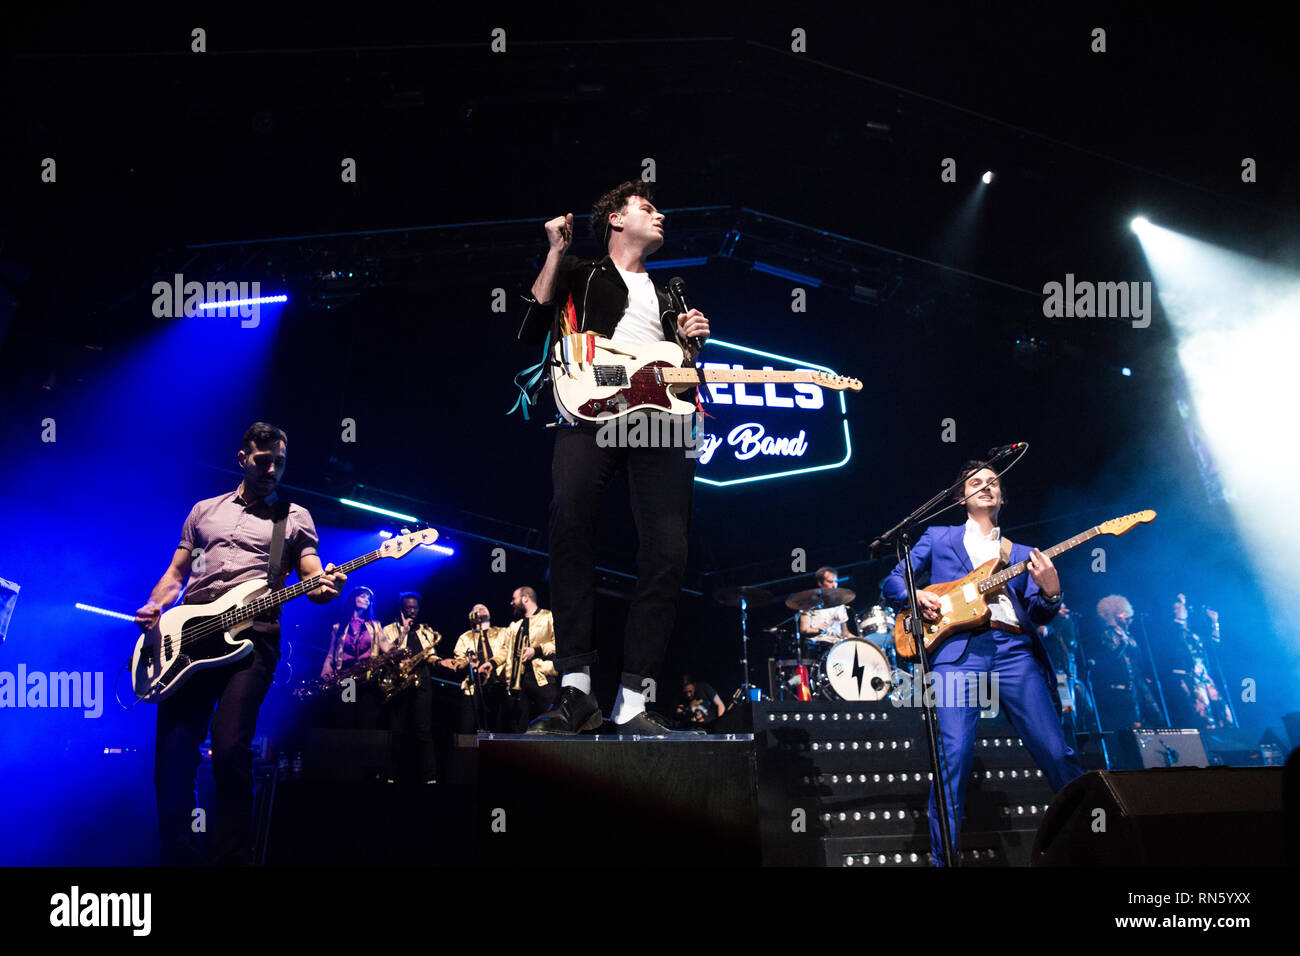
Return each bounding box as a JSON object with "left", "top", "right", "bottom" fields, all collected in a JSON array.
[
  {"left": 714, "top": 586, "right": 774, "bottom": 608},
  {"left": 784, "top": 587, "right": 857, "bottom": 611}
]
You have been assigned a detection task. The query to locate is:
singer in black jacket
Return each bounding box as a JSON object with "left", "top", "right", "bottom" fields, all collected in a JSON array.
[{"left": 516, "top": 180, "right": 710, "bottom": 736}]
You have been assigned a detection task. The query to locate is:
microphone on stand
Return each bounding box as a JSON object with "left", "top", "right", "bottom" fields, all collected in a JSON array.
[{"left": 984, "top": 442, "right": 1027, "bottom": 465}]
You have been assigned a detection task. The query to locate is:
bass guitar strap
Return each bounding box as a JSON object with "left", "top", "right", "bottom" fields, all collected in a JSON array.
[
  {"left": 268, "top": 499, "right": 291, "bottom": 591},
  {"left": 999, "top": 535, "right": 1013, "bottom": 567}
]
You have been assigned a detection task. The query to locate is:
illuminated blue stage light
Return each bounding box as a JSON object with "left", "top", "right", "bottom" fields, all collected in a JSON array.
[
  {"left": 196, "top": 294, "right": 288, "bottom": 311},
  {"left": 752, "top": 261, "right": 823, "bottom": 287},
  {"left": 378, "top": 530, "right": 394, "bottom": 539},
  {"left": 74, "top": 603, "right": 135, "bottom": 622},
  {"left": 1121, "top": 367, "right": 1132, "bottom": 376},
  {"left": 339, "top": 498, "right": 419, "bottom": 522},
  {"left": 423, "top": 543, "right": 455, "bottom": 555},
  {"left": 647, "top": 257, "right": 710, "bottom": 271}
]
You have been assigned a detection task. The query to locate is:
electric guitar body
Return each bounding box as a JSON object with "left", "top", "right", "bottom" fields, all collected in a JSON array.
[
  {"left": 129, "top": 528, "right": 438, "bottom": 703},
  {"left": 893, "top": 510, "right": 1157, "bottom": 662},
  {"left": 550, "top": 334, "right": 862, "bottom": 424},
  {"left": 130, "top": 579, "right": 266, "bottom": 703},
  {"left": 893, "top": 558, "right": 1002, "bottom": 661}
]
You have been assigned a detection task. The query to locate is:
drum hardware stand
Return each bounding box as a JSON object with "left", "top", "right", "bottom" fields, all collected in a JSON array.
[
  {"left": 740, "top": 592, "right": 753, "bottom": 698},
  {"left": 714, "top": 587, "right": 776, "bottom": 702}
]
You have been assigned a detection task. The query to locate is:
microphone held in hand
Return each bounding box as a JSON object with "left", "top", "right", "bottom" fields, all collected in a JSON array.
[{"left": 669, "top": 276, "right": 705, "bottom": 353}]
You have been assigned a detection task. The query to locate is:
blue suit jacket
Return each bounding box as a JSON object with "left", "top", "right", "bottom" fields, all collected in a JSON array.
[{"left": 883, "top": 524, "right": 1061, "bottom": 673}]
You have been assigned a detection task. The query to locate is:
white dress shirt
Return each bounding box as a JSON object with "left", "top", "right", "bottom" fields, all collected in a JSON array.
[{"left": 962, "top": 518, "right": 1020, "bottom": 628}]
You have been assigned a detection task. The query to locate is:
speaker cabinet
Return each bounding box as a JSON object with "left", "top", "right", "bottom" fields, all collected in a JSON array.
[{"left": 1032, "top": 767, "right": 1284, "bottom": 866}]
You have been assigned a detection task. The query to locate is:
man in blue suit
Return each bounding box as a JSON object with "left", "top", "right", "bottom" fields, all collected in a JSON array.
[{"left": 883, "top": 460, "right": 1086, "bottom": 865}]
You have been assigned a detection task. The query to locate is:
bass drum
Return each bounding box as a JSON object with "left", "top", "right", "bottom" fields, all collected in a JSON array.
[{"left": 817, "top": 638, "right": 893, "bottom": 702}]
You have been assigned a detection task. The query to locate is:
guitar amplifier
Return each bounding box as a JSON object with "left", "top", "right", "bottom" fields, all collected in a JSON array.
[{"left": 1126, "top": 728, "right": 1208, "bottom": 769}]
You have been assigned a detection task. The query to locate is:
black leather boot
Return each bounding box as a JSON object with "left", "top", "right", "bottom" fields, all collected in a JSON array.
[{"left": 525, "top": 685, "right": 603, "bottom": 734}]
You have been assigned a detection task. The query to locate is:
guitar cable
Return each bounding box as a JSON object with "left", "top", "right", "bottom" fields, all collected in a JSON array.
[{"left": 112, "top": 652, "right": 146, "bottom": 711}]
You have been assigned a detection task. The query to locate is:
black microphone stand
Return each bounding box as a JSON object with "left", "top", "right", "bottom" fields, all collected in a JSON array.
[
  {"left": 868, "top": 446, "right": 1024, "bottom": 867},
  {"left": 1134, "top": 612, "right": 1172, "bottom": 727},
  {"left": 469, "top": 619, "right": 490, "bottom": 731}
]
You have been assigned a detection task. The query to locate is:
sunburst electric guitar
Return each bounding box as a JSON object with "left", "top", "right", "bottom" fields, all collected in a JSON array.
[
  {"left": 130, "top": 528, "right": 438, "bottom": 702},
  {"left": 550, "top": 334, "right": 862, "bottom": 424},
  {"left": 893, "top": 510, "right": 1156, "bottom": 661}
]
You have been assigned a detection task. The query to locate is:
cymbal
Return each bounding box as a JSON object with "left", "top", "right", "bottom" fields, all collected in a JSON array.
[
  {"left": 785, "top": 587, "right": 856, "bottom": 611},
  {"left": 714, "top": 586, "right": 774, "bottom": 608}
]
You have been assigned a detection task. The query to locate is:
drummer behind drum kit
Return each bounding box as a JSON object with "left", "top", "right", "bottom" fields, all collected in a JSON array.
[{"left": 715, "top": 583, "right": 914, "bottom": 704}]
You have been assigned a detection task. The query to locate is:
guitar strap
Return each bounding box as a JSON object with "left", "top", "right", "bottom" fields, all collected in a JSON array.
[
  {"left": 267, "top": 499, "right": 291, "bottom": 591},
  {"left": 999, "top": 536, "right": 1013, "bottom": 567}
]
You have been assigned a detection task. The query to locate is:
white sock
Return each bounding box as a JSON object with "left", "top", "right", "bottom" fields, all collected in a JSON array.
[
  {"left": 561, "top": 669, "right": 591, "bottom": 695},
  {"left": 611, "top": 685, "right": 646, "bottom": 724}
]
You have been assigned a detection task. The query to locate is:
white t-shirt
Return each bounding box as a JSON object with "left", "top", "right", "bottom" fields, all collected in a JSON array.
[
  {"left": 610, "top": 266, "right": 665, "bottom": 345},
  {"left": 804, "top": 604, "right": 848, "bottom": 640}
]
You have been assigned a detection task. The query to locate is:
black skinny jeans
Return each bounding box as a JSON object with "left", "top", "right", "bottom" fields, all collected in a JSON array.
[
  {"left": 154, "top": 633, "right": 278, "bottom": 865},
  {"left": 548, "top": 423, "right": 695, "bottom": 692}
]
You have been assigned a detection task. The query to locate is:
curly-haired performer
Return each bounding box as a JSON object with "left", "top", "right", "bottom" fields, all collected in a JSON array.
[
  {"left": 883, "top": 460, "right": 1086, "bottom": 865},
  {"left": 516, "top": 181, "right": 710, "bottom": 735},
  {"left": 1090, "top": 594, "right": 1164, "bottom": 729}
]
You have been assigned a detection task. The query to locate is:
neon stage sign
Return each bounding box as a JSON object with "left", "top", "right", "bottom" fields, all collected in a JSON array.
[{"left": 694, "top": 339, "right": 853, "bottom": 487}]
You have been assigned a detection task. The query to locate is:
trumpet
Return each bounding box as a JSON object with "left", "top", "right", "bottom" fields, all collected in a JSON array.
[{"left": 507, "top": 621, "right": 528, "bottom": 691}]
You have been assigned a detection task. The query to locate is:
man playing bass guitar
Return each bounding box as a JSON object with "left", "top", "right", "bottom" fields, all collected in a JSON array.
[{"left": 133, "top": 423, "right": 347, "bottom": 865}]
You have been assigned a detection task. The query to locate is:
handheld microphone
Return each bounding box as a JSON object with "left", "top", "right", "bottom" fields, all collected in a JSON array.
[{"left": 668, "top": 276, "right": 706, "bottom": 353}]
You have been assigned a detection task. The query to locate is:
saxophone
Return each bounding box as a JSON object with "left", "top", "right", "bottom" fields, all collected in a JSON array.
[
  {"left": 383, "top": 640, "right": 443, "bottom": 702},
  {"left": 293, "top": 653, "right": 402, "bottom": 701}
]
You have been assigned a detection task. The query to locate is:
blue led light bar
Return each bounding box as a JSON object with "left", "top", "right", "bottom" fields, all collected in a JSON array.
[
  {"left": 647, "top": 257, "right": 710, "bottom": 271},
  {"left": 751, "top": 261, "right": 823, "bottom": 287},
  {"left": 75, "top": 603, "right": 136, "bottom": 622},
  {"left": 340, "top": 498, "right": 419, "bottom": 522},
  {"left": 197, "top": 294, "right": 288, "bottom": 310}
]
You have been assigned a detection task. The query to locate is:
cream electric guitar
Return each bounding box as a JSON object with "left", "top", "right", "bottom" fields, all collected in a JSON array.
[
  {"left": 893, "top": 510, "right": 1156, "bottom": 661},
  {"left": 130, "top": 528, "right": 438, "bottom": 702},
  {"left": 550, "top": 334, "right": 862, "bottom": 424}
]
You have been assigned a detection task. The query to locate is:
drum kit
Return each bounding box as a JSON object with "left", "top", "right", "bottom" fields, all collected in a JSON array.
[{"left": 714, "top": 582, "right": 914, "bottom": 703}]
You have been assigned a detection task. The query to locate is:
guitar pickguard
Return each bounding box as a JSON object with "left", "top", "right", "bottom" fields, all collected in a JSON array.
[{"left": 576, "top": 361, "right": 678, "bottom": 418}]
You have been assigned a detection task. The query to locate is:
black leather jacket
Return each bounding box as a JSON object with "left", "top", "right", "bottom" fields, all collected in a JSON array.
[{"left": 517, "top": 254, "right": 681, "bottom": 347}]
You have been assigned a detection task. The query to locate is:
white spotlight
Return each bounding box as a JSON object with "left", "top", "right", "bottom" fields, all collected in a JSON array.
[
  {"left": 1130, "top": 216, "right": 1150, "bottom": 233},
  {"left": 981, "top": 171, "right": 994, "bottom": 185}
]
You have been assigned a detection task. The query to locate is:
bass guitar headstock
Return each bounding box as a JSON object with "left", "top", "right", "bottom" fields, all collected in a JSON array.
[{"left": 380, "top": 528, "right": 440, "bottom": 559}]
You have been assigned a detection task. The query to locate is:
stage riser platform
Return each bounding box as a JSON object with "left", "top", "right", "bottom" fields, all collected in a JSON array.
[
  {"left": 754, "top": 701, "right": 1057, "bottom": 865},
  {"left": 477, "top": 735, "right": 761, "bottom": 867}
]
